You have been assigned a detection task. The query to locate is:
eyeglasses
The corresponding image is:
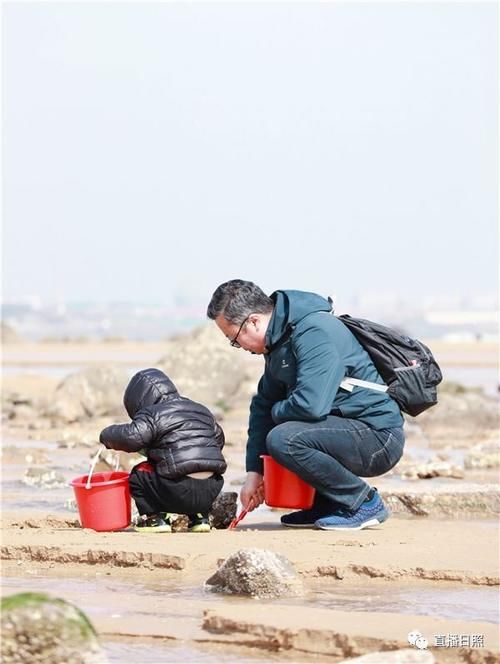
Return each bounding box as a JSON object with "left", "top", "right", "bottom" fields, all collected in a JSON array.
[{"left": 230, "top": 315, "right": 250, "bottom": 348}]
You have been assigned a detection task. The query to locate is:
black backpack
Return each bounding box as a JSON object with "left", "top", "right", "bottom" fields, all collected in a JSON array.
[{"left": 337, "top": 313, "right": 443, "bottom": 417}]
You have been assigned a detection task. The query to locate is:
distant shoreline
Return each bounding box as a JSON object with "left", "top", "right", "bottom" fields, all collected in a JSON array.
[
  {"left": 2, "top": 339, "right": 498, "bottom": 399},
  {"left": 2, "top": 339, "right": 498, "bottom": 367}
]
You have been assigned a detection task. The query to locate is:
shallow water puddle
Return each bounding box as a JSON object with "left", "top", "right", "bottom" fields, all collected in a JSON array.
[
  {"left": 2, "top": 572, "right": 498, "bottom": 625},
  {"left": 104, "top": 640, "right": 282, "bottom": 663},
  {"left": 3, "top": 570, "right": 498, "bottom": 663},
  {"left": 1, "top": 481, "right": 74, "bottom": 513},
  {"left": 1, "top": 574, "right": 208, "bottom": 606},
  {"left": 1, "top": 574, "right": 289, "bottom": 663},
  {"left": 302, "top": 579, "right": 499, "bottom": 624}
]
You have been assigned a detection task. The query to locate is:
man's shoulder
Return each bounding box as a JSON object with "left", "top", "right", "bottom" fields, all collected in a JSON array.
[{"left": 293, "top": 311, "right": 346, "bottom": 335}]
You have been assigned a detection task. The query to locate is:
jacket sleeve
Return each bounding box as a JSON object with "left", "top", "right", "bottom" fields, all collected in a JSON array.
[
  {"left": 99, "top": 413, "right": 155, "bottom": 453},
  {"left": 271, "top": 325, "right": 345, "bottom": 423},
  {"left": 246, "top": 370, "right": 287, "bottom": 474},
  {"left": 214, "top": 421, "right": 225, "bottom": 450}
]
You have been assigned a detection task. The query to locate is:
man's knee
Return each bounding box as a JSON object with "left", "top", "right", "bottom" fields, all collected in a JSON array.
[
  {"left": 266, "top": 425, "right": 284, "bottom": 460},
  {"left": 266, "top": 423, "right": 302, "bottom": 462}
]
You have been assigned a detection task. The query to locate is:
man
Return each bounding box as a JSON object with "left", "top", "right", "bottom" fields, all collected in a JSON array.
[{"left": 207, "top": 279, "right": 405, "bottom": 531}]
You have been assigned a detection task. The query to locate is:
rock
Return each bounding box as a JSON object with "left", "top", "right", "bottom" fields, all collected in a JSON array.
[
  {"left": 1, "top": 447, "right": 48, "bottom": 465},
  {"left": 340, "top": 649, "right": 435, "bottom": 663},
  {"left": 24, "top": 450, "right": 50, "bottom": 465},
  {"left": 28, "top": 419, "right": 50, "bottom": 431},
  {"left": 57, "top": 429, "right": 98, "bottom": 448},
  {"left": 209, "top": 491, "right": 237, "bottom": 529},
  {"left": 464, "top": 436, "right": 500, "bottom": 469},
  {"left": 156, "top": 324, "right": 249, "bottom": 410},
  {"left": 9, "top": 393, "right": 33, "bottom": 406},
  {"left": 2, "top": 392, "right": 36, "bottom": 422},
  {"left": 9, "top": 404, "right": 38, "bottom": 422},
  {"left": 401, "top": 461, "right": 464, "bottom": 480},
  {"left": 165, "top": 492, "right": 238, "bottom": 532},
  {"left": 1, "top": 592, "right": 106, "bottom": 664},
  {"left": 96, "top": 449, "right": 144, "bottom": 473},
  {"left": 43, "top": 366, "right": 129, "bottom": 423},
  {"left": 22, "top": 468, "right": 67, "bottom": 489},
  {"left": 205, "top": 548, "right": 302, "bottom": 598},
  {"left": 381, "top": 484, "right": 500, "bottom": 517},
  {"left": 170, "top": 514, "right": 190, "bottom": 532},
  {"left": 413, "top": 387, "right": 499, "bottom": 447}
]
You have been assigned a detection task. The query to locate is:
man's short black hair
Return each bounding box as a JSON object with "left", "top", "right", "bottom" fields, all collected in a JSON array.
[{"left": 207, "top": 279, "right": 274, "bottom": 325}]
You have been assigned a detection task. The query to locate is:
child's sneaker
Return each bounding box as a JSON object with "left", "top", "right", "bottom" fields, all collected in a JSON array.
[
  {"left": 188, "top": 513, "right": 211, "bottom": 533},
  {"left": 134, "top": 513, "right": 172, "bottom": 533}
]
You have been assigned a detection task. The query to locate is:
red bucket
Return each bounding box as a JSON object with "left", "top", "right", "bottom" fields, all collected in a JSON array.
[
  {"left": 71, "top": 471, "right": 131, "bottom": 532},
  {"left": 261, "top": 455, "right": 315, "bottom": 509}
]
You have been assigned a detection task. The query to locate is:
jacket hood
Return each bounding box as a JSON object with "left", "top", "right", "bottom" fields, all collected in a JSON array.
[
  {"left": 266, "top": 290, "right": 332, "bottom": 349},
  {"left": 124, "top": 368, "right": 179, "bottom": 417}
]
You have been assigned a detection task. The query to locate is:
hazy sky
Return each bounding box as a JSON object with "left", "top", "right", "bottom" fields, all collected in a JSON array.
[{"left": 3, "top": 2, "right": 498, "bottom": 307}]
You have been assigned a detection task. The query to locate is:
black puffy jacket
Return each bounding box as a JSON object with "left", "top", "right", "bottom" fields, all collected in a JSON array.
[{"left": 99, "top": 368, "right": 226, "bottom": 479}]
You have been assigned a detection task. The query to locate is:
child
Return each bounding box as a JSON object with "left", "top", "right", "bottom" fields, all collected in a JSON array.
[{"left": 99, "top": 368, "right": 226, "bottom": 533}]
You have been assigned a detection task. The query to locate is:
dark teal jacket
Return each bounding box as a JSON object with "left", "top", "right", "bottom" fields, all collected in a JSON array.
[{"left": 246, "top": 290, "right": 404, "bottom": 473}]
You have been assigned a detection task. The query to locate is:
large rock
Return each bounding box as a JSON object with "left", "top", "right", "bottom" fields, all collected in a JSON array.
[
  {"left": 43, "top": 366, "right": 129, "bottom": 423},
  {"left": 205, "top": 548, "right": 302, "bottom": 598},
  {"left": 1, "top": 592, "right": 106, "bottom": 663},
  {"left": 156, "top": 324, "right": 248, "bottom": 409}
]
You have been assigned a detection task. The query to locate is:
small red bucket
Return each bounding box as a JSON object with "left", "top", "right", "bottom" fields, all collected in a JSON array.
[
  {"left": 71, "top": 471, "right": 131, "bottom": 532},
  {"left": 261, "top": 455, "right": 315, "bottom": 509}
]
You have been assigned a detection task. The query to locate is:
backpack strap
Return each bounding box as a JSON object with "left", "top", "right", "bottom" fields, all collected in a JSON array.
[
  {"left": 328, "top": 297, "right": 389, "bottom": 395},
  {"left": 340, "top": 377, "right": 388, "bottom": 393}
]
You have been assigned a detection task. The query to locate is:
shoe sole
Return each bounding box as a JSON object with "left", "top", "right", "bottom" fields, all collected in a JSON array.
[
  {"left": 133, "top": 526, "right": 172, "bottom": 533},
  {"left": 189, "top": 525, "right": 211, "bottom": 533},
  {"left": 281, "top": 522, "right": 318, "bottom": 529},
  {"left": 316, "top": 516, "right": 387, "bottom": 531}
]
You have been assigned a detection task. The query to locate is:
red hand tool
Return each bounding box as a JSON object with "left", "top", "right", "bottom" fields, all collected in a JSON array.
[{"left": 228, "top": 507, "right": 249, "bottom": 529}]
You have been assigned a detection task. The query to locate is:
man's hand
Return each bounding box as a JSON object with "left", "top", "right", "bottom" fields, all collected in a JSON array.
[{"left": 240, "top": 471, "right": 265, "bottom": 511}]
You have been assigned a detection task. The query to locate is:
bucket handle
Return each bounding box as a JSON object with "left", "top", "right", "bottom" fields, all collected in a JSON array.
[{"left": 85, "top": 444, "right": 105, "bottom": 489}]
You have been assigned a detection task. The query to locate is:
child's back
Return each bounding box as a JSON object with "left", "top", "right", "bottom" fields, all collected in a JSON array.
[{"left": 100, "top": 368, "right": 226, "bottom": 533}]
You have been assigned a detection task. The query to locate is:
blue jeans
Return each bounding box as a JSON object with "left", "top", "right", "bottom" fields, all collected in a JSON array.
[{"left": 265, "top": 416, "right": 405, "bottom": 511}]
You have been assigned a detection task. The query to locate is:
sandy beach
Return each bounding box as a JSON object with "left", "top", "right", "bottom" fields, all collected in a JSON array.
[{"left": 1, "top": 338, "right": 499, "bottom": 663}]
